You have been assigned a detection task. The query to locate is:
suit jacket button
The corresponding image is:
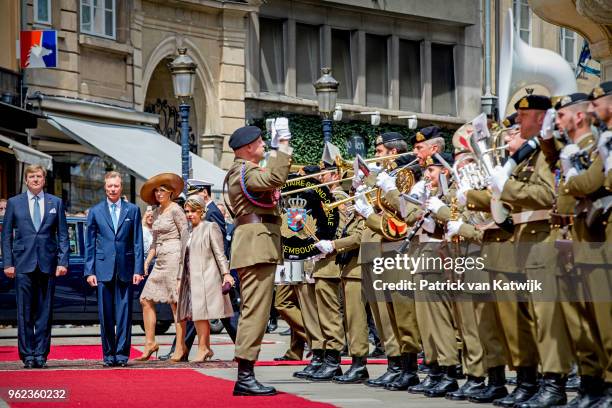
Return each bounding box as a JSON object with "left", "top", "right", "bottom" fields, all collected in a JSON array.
[{"left": 530, "top": 229, "right": 536, "bottom": 234}]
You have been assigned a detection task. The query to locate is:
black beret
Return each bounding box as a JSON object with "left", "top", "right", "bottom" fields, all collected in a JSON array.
[
  {"left": 514, "top": 94, "right": 552, "bottom": 111},
  {"left": 302, "top": 165, "right": 322, "bottom": 174},
  {"left": 375, "top": 131, "right": 404, "bottom": 146},
  {"left": 229, "top": 125, "right": 262, "bottom": 150},
  {"left": 409, "top": 126, "right": 441, "bottom": 145},
  {"left": 588, "top": 81, "right": 612, "bottom": 100},
  {"left": 502, "top": 112, "right": 518, "bottom": 128},
  {"left": 425, "top": 152, "right": 454, "bottom": 168},
  {"left": 554, "top": 93, "right": 588, "bottom": 110}
]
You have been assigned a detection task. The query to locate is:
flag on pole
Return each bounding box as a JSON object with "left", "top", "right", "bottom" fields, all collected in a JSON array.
[{"left": 20, "top": 30, "right": 58, "bottom": 68}]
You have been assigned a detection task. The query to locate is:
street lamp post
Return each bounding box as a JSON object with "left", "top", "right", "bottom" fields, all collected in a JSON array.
[
  {"left": 169, "top": 48, "right": 197, "bottom": 194},
  {"left": 313, "top": 68, "right": 339, "bottom": 144}
]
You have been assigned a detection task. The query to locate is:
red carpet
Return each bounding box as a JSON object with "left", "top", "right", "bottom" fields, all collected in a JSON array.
[
  {"left": 0, "top": 369, "right": 335, "bottom": 408},
  {"left": 0, "top": 345, "right": 143, "bottom": 362},
  {"left": 256, "top": 358, "right": 387, "bottom": 366}
]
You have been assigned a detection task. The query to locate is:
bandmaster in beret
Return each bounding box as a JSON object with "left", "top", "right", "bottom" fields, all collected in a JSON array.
[
  {"left": 502, "top": 112, "right": 518, "bottom": 128},
  {"left": 554, "top": 93, "right": 588, "bottom": 110},
  {"left": 375, "top": 131, "right": 405, "bottom": 146},
  {"left": 588, "top": 81, "right": 612, "bottom": 100},
  {"left": 514, "top": 94, "right": 552, "bottom": 111},
  {"left": 229, "top": 125, "right": 262, "bottom": 150},
  {"left": 409, "top": 126, "right": 441, "bottom": 145},
  {"left": 424, "top": 152, "right": 454, "bottom": 167}
]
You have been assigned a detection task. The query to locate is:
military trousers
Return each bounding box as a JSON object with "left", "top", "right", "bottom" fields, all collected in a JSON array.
[
  {"left": 583, "top": 265, "right": 612, "bottom": 383},
  {"left": 235, "top": 263, "right": 276, "bottom": 361},
  {"left": 274, "top": 284, "right": 306, "bottom": 360},
  {"left": 388, "top": 292, "right": 421, "bottom": 355},
  {"left": 473, "top": 299, "right": 508, "bottom": 370},
  {"left": 341, "top": 278, "right": 369, "bottom": 357},
  {"left": 295, "top": 283, "right": 325, "bottom": 350},
  {"left": 314, "top": 277, "right": 345, "bottom": 352},
  {"left": 455, "top": 299, "right": 486, "bottom": 377}
]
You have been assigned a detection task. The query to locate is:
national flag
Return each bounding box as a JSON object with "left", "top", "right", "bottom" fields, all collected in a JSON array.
[{"left": 20, "top": 30, "right": 58, "bottom": 68}]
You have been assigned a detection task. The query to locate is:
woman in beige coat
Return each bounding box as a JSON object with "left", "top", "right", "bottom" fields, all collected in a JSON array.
[{"left": 177, "top": 196, "right": 235, "bottom": 362}]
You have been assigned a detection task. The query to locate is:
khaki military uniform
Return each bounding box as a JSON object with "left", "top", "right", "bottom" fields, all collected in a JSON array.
[
  {"left": 499, "top": 148, "right": 573, "bottom": 374},
  {"left": 274, "top": 284, "right": 307, "bottom": 359},
  {"left": 334, "top": 215, "right": 369, "bottom": 357},
  {"left": 228, "top": 147, "right": 292, "bottom": 361},
  {"left": 295, "top": 282, "right": 325, "bottom": 351}
]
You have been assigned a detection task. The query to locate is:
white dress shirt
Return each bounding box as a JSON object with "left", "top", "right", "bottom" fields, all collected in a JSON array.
[
  {"left": 107, "top": 198, "right": 122, "bottom": 230},
  {"left": 26, "top": 190, "right": 45, "bottom": 225}
]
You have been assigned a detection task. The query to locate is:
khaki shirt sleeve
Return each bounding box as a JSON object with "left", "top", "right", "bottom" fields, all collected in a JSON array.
[
  {"left": 458, "top": 222, "right": 483, "bottom": 243},
  {"left": 383, "top": 189, "right": 402, "bottom": 212},
  {"left": 500, "top": 152, "right": 554, "bottom": 210},
  {"left": 243, "top": 150, "right": 291, "bottom": 192},
  {"left": 539, "top": 137, "right": 562, "bottom": 169},
  {"left": 434, "top": 205, "right": 451, "bottom": 222},
  {"left": 334, "top": 218, "right": 365, "bottom": 253},
  {"left": 466, "top": 189, "right": 492, "bottom": 212},
  {"left": 564, "top": 155, "right": 605, "bottom": 197},
  {"left": 365, "top": 213, "right": 384, "bottom": 235}
]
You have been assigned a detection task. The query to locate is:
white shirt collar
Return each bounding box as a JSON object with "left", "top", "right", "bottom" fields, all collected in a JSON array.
[
  {"left": 107, "top": 198, "right": 122, "bottom": 210},
  {"left": 26, "top": 190, "right": 44, "bottom": 201}
]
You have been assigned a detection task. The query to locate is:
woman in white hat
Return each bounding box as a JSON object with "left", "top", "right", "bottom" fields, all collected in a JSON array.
[{"left": 135, "top": 173, "right": 188, "bottom": 361}]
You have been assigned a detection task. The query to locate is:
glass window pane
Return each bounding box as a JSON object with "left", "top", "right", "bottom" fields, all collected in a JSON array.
[
  {"left": 259, "top": 18, "right": 285, "bottom": 94},
  {"left": 520, "top": 5, "right": 530, "bottom": 29},
  {"left": 331, "top": 29, "right": 353, "bottom": 103},
  {"left": 105, "top": 10, "right": 113, "bottom": 36},
  {"left": 565, "top": 39, "right": 574, "bottom": 63},
  {"left": 399, "top": 39, "right": 421, "bottom": 112},
  {"left": 37, "top": 0, "right": 50, "bottom": 22},
  {"left": 431, "top": 43, "right": 456, "bottom": 116},
  {"left": 105, "top": 0, "right": 113, "bottom": 10},
  {"left": 520, "top": 29, "right": 530, "bottom": 43},
  {"left": 81, "top": 4, "right": 91, "bottom": 30},
  {"left": 92, "top": 2, "right": 103, "bottom": 34},
  {"left": 296, "top": 24, "right": 320, "bottom": 99},
  {"left": 366, "top": 34, "right": 388, "bottom": 108}
]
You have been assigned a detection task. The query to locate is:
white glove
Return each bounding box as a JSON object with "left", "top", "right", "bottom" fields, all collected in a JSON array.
[
  {"left": 354, "top": 190, "right": 374, "bottom": 219},
  {"left": 489, "top": 165, "right": 509, "bottom": 196},
  {"left": 559, "top": 144, "right": 580, "bottom": 176},
  {"left": 605, "top": 155, "right": 612, "bottom": 175},
  {"left": 314, "top": 240, "right": 335, "bottom": 254},
  {"left": 376, "top": 172, "right": 397, "bottom": 193},
  {"left": 270, "top": 119, "right": 279, "bottom": 148},
  {"left": 408, "top": 180, "right": 427, "bottom": 201},
  {"left": 422, "top": 216, "right": 436, "bottom": 233},
  {"left": 564, "top": 167, "right": 578, "bottom": 182},
  {"left": 352, "top": 170, "right": 365, "bottom": 189},
  {"left": 426, "top": 196, "right": 446, "bottom": 215},
  {"left": 456, "top": 184, "right": 469, "bottom": 207},
  {"left": 274, "top": 117, "right": 291, "bottom": 141},
  {"left": 367, "top": 162, "right": 382, "bottom": 173},
  {"left": 598, "top": 131, "right": 612, "bottom": 167},
  {"left": 540, "top": 108, "right": 556, "bottom": 140},
  {"left": 445, "top": 220, "right": 464, "bottom": 241}
]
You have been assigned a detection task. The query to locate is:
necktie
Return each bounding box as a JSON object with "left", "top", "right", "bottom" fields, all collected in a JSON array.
[
  {"left": 111, "top": 203, "right": 118, "bottom": 232},
  {"left": 33, "top": 196, "right": 42, "bottom": 231}
]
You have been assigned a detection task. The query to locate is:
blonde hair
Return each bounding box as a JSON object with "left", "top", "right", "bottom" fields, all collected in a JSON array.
[
  {"left": 24, "top": 164, "right": 47, "bottom": 178},
  {"left": 185, "top": 195, "right": 206, "bottom": 219},
  {"left": 105, "top": 171, "right": 122, "bottom": 182}
]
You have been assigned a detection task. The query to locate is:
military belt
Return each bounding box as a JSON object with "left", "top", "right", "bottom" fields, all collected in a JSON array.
[
  {"left": 234, "top": 214, "right": 282, "bottom": 228},
  {"left": 511, "top": 209, "right": 550, "bottom": 224}
]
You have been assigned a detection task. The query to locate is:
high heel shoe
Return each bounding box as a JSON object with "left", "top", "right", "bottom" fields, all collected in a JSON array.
[
  {"left": 169, "top": 350, "right": 189, "bottom": 363},
  {"left": 135, "top": 344, "right": 159, "bottom": 361},
  {"left": 192, "top": 350, "right": 214, "bottom": 363}
]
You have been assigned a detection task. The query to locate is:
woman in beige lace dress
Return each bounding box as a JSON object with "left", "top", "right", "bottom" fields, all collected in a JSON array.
[{"left": 136, "top": 173, "right": 188, "bottom": 361}]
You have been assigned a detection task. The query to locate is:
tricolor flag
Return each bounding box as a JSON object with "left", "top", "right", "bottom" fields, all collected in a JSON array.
[{"left": 20, "top": 30, "right": 58, "bottom": 68}]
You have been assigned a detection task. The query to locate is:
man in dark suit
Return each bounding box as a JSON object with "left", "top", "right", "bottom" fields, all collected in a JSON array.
[
  {"left": 159, "top": 179, "right": 237, "bottom": 361},
  {"left": 84, "top": 171, "right": 144, "bottom": 367},
  {"left": 1, "top": 164, "right": 69, "bottom": 369}
]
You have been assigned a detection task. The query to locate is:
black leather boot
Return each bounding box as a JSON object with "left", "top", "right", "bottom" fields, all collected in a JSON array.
[
  {"left": 385, "top": 353, "right": 420, "bottom": 391},
  {"left": 515, "top": 373, "right": 567, "bottom": 408},
  {"left": 333, "top": 356, "right": 369, "bottom": 384},
  {"left": 446, "top": 375, "right": 486, "bottom": 400},
  {"left": 468, "top": 365, "right": 509, "bottom": 403},
  {"left": 425, "top": 365, "right": 459, "bottom": 397},
  {"left": 233, "top": 359, "right": 277, "bottom": 396},
  {"left": 493, "top": 366, "right": 538, "bottom": 407},
  {"left": 364, "top": 356, "right": 402, "bottom": 388},
  {"left": 566, "top": 375, "right": 604, "bottom": 408},
  {"left": 310, "top": 350, "right": 342, "bottom": 382},
  {"left": 593, "top": 383, "right": 611, "bottom": 408},
  {"left": 566, "top": 365, "right": 580, "bottom": 392},
  {"left": 293, "top": 349, "right": 324, "bottom": 379},
  {"left": 408, "top": 363, "right": 442, "bottom": 394}
]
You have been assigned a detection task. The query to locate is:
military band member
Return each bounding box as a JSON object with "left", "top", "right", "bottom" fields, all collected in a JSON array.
[
  {"left": 274, "top": 284, "right": 308, "bottom": 360},
  {"left": 226, "top": 120, "right": 293, "bottom": 396},
  {"left": 489, "top": 94, "right": 574, "bottom": 408}
]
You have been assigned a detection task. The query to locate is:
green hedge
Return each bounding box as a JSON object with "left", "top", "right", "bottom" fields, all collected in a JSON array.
[{"left": 253, "top": 111, "right": 453, "bottom": 164}]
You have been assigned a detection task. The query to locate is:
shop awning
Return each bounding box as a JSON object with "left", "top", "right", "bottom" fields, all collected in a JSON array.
[
  {"left": 0, "top": 134, "right": 53, "bottom": 170},
  {"left": 47, "top": 115, "right": 226, "bottom": 191}
]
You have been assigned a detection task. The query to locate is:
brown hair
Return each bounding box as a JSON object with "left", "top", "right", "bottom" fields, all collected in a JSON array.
[
  {"left": 105, "top": 171, "right": 122, "bottom": 181},
  {"left": 155, "top": 184, "right": 174, "bottom": 199},
  {"left": 24, "top": 164, "right": 47, "bottom": 178},
  {"left": 184, "top": 196, "right": 205, "bottom": 219}
]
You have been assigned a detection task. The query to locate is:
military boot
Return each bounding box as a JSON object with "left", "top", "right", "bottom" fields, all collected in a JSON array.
[
  {"left": 592, "top": 383, "right": 611, "bottom": 408},
  {"left": 333, "top": 356, "right": 369, "bottom": 384},
  {"left": 446, "top": 375, "right": 486, "bottom": 400},
  {"left": 233, "top": 359, "right": 277, "bottom": 396},
  {"left": 516, "top": 373, "right": 567, "bottom": 408},
  {"left": 408, "top": 362, "right": 442, "bottom": 394},
  {"left": 566, "top": 365, "right": 580, "bottom": 392},
  {"left": 310, "top": 349, "right": 342, "bottom": 382},
  {"left": 494, "top": 366, "right": 538, "bottom": 407},
  {"left": 293, "top": 349, "right": 324, "bottom": 379},
  {"left": 385, "top": 353, "right": 420, "bottom": 391},
  {"left": 468, "top": 365, "right": 509, "bottom": 403},
  {"left": 566, "top": 375, "right": 604, "bottom": 408},
  {"left": 364, "top": 356, "right": 402, "bottom": 388},
  {"left": 425, "top": 365, "right": 460, "bottom": 398}
]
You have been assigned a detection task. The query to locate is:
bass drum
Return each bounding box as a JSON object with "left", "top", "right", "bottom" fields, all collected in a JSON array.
[{"left": 281, "top": 174, "right": 340, "bottom": 261}]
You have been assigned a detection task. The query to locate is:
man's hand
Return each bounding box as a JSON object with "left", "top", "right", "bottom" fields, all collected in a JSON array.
[
  {"left": 354, "top": 186, "right": 374, "bottom": 219},
  {"left": 4, "top": 267, "right": 15, "bottom": 279},
  {"left": 408, "top": 179, "right": 427, "bottom": 201},
  {"left": 426, "top": 196, "right": 446, "bottom": 214},
  {"left": 86, "top": 275, "right": 98, "bottom": 287},
  {"left": 445, "top": 220, "right": 464, "bottom": 241},
  {"left": 540, "top": 108, "right": 556, "bottom": 140},
  {"left": 133, "top": 274, "right": 144, "bottom": 285},
  {"left": 489, "top": 165, "right": 509, "bottom": 196},
  {"left": 314, "top": 240, "right": 335, "bottom": 254},
  {"left": 376, "top": 172, "right": 397, "bottom": 194},
  {"left": 456, "top": 184, "right": 470, "bottom": 207},
  {"left": 55, "top": 266, "right": 68, "bottom": 277},
  {"left": 271, "top": 117, "right": 291, "bottom": 148},
  {"left": 560, "top": 144, "right": 580, "bottom": 177}
]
